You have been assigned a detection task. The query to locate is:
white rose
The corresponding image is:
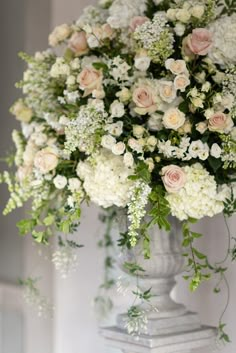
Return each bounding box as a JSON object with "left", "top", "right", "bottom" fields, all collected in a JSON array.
[
  {"left": 163, "top": 108, "right": 186, "bottom": 130},
  {"left": 165, "top": 59, "right": 187, "bottom": 75},
  {"left": 128, "top": 138, "right": 143, "bottom": 153},
  {"left": 123, "top": 152, "right": 134, "bottom": 168},
  {"left": 174, "top": 74, "right": 190, "bottom": 92},
  {"left": 201, "top": 82, "right": 211, "bottom": 92},
  {"left": 146, "top": 136, "right": 157, "bottom": 147},
  {"left": 49, "top": 24, "right": 71, "bottom": 47},
  {"left": 53, "top": 175, "right": 67, "bottom": 189},
  {"left": 159, "top": 81, "right": 177, "bottom": 103},
  {"left": 34, "top": 147, "right": 59, "bottom": 174},
  {"left": 101, "top": 135, "right": 116, "bottom": 150},
  {"left": 133, "top": 125, "right": 145, "bottom": 138},
  {"left": 192, "top": 97, "right": 204, "bottom": 108},
  {"left": 174, "top": 23, "right": 186, "bottom": 36},
  {"left": 191, "top": 5, "right": 205, "bottom": 19},
  {"left": 31, "top": 132, "right": 48, "bottom": 147},
  {"left": 23, "top": 141, "right": 38, "bottom": 166},
  {"left": 11, "top": 100, "right": 33, "bottom": 123},
  {"left": 110, "top": 100, "right": 125, "bottom": 118},
  {"left": 112, "top": 142, "right": 126, "bottom": 155},
  {"left": 166, "top": 9, "right": 176, "bottom": 21},
  {"left": 176, "top": 9, "right": 191, "bottom": 23},
  {"left": 106, "top": 121, "right": 123, "bottom": 137},
  {"left": 210, "top": 143, "right": 222, "bottom": 159},
  {"left": 68, "top": 178, "right": 82, "bottom": 192},
  {"left": 134, "top": 55, "right": 151, "bottom": 71},
  {"left": 204, "top": 108, "right": 215, "bottom": 119}
]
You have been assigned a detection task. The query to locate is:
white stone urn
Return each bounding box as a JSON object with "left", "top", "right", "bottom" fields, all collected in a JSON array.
[{"left": 101, "top": 213, "right": 217, "bottom": 353}]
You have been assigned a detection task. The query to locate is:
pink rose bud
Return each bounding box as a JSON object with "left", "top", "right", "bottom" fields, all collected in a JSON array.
[
  {"left": 68, "top": 31, "right": 89, "bottom": 56},
  {"left": 161, "top": 165, "right": 187, "bottom": 193},
  {"left": 129, "top": 16, "right": 149, "bottom": 32},
  {"left": 185, "top": 28, "right": 213, "bottom": 56}
]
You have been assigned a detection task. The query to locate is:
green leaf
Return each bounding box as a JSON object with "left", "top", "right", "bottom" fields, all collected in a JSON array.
[
  {"left": 135, "top": 161, "right": 151, "bottom": 183},
  {"left": 92, "top": 62, "right": 109, "bottom": 72},
  {"left": 192, "top": 248, "right": 207, "bottom": 260},
  {"left": 123, "top": 262, "right": 145, "bottom": 275},
  {"left": 17, "top": 219, "right": 37, "bottom": 236},
  {"left": 32, "top": 230, "right": 48, "bottom": 245},
  {"left": 43, "top": 214, "right": 55, "bottom": 226},
  {"left": 208, "top": 156, "right": 222, "bottom": 173}
]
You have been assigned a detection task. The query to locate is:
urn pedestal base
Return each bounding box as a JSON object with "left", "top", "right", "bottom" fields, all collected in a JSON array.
[{"left": 101, "top": 322, "right": 216, "bottom": 353}]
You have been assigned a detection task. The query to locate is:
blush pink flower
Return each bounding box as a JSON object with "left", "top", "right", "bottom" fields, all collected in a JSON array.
[
  {"left": 77, "top": 67, "right": 103, "bottom": 97},
  {"left": 129, "top": 16, "right": 149, "bottom": 32},
  {"left": 184, "top": 28, "right": 213, "bottom": 56},
  {"left": 132, "top": 85, "right": 158, "bottom": 115},
  {"left": 68, "top": 31, "right": 89, "bottom": 56},
  {"left": 208, "top": 112, "right": 234, "bottom": 133},
  {"left": 161, "top": 165, "right": 187, "bottom": 193}
]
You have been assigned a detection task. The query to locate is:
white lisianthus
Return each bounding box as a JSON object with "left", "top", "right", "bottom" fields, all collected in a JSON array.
[
  {"left": 105, "top": 121, "right": 123, "bottom": 137},
  {"left": 77, "top": 149, "right": 135, "bottom": 208},
  {"left": 201, "top": 82, "right": 211, "bottom": 93},
  {"left": 123, "top": 152, "right": 134, "bottom": 168},
  {"left": 133, "top": 125, "right": 145, "bottom": 138},
  {"left": 166, "top": 9, "right": 177, "bottom": 21},
  {"left": 176, "top": 9, "right": 191, "bottom": 23},
  {"left": 34, "top": 147, "right": 59, "bottom": 174},
  {"left": 116, "top": 87, "right": 131, "bottom": 103},
  {"left": 128, "top": 138, "right": 143, "bottom": 153},
  {"left": 134, "top": 50, "right": 151, "bottom": 71},
  {"left": 163, "top": 108, "right": 185, "bottom": 130},
  {"left": 196, "top": 121, "right": 208, "bottom": 134},
  {"left": 191, "top": 97, "right": 204, "bottom": 108},
  {"left": 68, "top": 178, "right": 82, "bottom": 192},
  {"left": 11, "top": 100, "right": 33, "bottom": 123},
  {"left": 210, "top": 143, "right": 222, "bottom": 159},
  {"left": 174, "top": 23, "right": 186, "bottom": 36},
  {"left": 101, "top": 135, "right": 116, "bottom": 150},
  {"left": 204, "top": 108, "right": 215, "bottom": 119},
  {"left": 145, "top": 157, "right": 155, "bottom": 172},
  {"left": 159, "top": 81, "right": 177, "bottom": 103},
  {"left": 110, "top": 100, "right": 125, "bottom": 117},
  {"left": 112, "top": 142, "right": 126, "bottom": 155},
  {"left": 189, "top": 140, "right": 209, "bottom": 160},
  {"left": 53, "top": 175, "right": 67, "bottom": 189}
]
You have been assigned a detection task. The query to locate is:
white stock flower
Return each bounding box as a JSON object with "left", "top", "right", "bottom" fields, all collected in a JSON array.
[
  {"left": 53, "top": 175, "right": 67, "bottom": 189},
  {"left": 77, "top": 149, "right": 134, "bottom": 208}
]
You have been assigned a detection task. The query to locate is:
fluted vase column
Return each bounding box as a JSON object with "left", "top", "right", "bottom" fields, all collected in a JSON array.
[{"left": 101, "top": 215, "right": 217, "bottom": 353}]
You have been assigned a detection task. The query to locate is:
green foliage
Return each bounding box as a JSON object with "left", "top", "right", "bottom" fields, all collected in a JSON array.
[
  {"left": 123, "top": 262, "right": 145, "bottom": 275},
  {"left": 132, "top": 288, "right": 152, "bottom": 301},
  {"left": 92, "top": 62, "right": 109, "bottom": 73},
  {"left": 129, "top": 161, "right": 151, "bottom": 183},
  {"left": 117, "top": 232, "right": 132, "bottom": 249},
  {"left": 218, "top": 323, "right": 231, "bottom": 343},
  {"left": 217, "top": 0, "right": 236, "bottom": 15},
  {"left": 17, "top": 218, "right": 37, "bottom": 236},
  {"left": 148, "top": 185, "right": 171, "bottom": 231},
  {"left": 224, "top": 188, "right": 236, "bottom": 217}
]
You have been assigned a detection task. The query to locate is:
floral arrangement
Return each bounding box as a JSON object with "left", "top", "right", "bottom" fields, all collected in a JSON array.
[{"left": 1, "top": 0, "right": 236, "bottom": 340}]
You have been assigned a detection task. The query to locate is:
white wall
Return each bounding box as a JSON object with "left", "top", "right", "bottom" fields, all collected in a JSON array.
[{"left": 51, "top": 2, "right": 236, "bottom": 353}]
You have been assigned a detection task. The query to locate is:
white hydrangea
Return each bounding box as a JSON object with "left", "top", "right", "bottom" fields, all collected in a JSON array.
[
  {"left": 76, "top": 149, "right": 134, "bottom": 208},
  {"left": 107, "top": 0, "right": 147, "bottom": 28},
  {"left": 208, "top": 14, "right": 236, "bottom": 66},
  {"left": 166, "top": 164, "right": 225, "bottom": 220}
]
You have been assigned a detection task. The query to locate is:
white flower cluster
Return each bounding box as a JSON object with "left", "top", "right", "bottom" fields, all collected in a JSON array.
[
  {"left": 64, "top": 101, "right": 108, "bottom": 155},
  {"left": 127, "top": 180, "right": 151, "bottom": 246},
  {"left": 52, "top": 245, "right": 79, "bottom": 278},
  {"left": 107, "top": 0, "right": 146, "bottom": 28},
  {"left": 165, "top": 164, "right": 225, "bottom": 220},
  {"left": 134, "top": 13, "right": 174, "bottom": 64},
  {"left": 77, "top": 149, "right": 135, "bottom": 208},
  {"left": 76, "top": 5, "right": 108, "bottom": 27},
  {"left": 208, "top": 14, "right": 236, "bottom": 66}
]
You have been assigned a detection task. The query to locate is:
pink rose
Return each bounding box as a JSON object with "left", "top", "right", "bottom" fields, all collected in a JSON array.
[
  {"left": 161, "top": 165, "right": 186, "bottom": 193},
  {"left": 129, "top": 16, "right": 149, "bottom": 32},
  {"left": 77, "top": 67, "right": 103, "bottom": 97},
  {"left": 184, "top": 28, "right": 213, "bottom": 56},
  {"left": 68, "top": 31, "right": 89, "bottom": 56},
  {"left": 132, "top": 85, "right": 158, "bottom": 115},
  {"left": 208, "top": 112, "right": 234, "bottom": 133}
]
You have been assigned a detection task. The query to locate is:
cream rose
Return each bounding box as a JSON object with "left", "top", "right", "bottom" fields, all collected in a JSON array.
[
  {"left": 185, "top": 28, "right": 213, "bottom": 56},
  {"left": 77, "top": 67, "right": 103, "bottom": 97},
  {"left": 159, "top": 81, "right": 177, "bottom": 103},
  {"left": 34, "top": 148, "right": 59, "bottom": 174},
  {"left": 196, "top": 121, "right": 208, "bottom": 134},
  {"left": 161, "top": 165, "right": 187, "bottom": 193},
  {"left": 165, "top": 59, "right": 187, "bottom": 75},
  {"left": 49, "top": 24, "right": 71, "bottom": 47},
  {"left": 11, "top": 100, "right": 33, "bottom": 123},
  {"left": 174, "top": 75, "right": 190, "bottom": 92},
  {"left": 112, "top": 142, "right": 126, "bottom": 155},
  {"left": 208, "top": 112, "right": 234, "bottom": 134},
  {"left": 132, "top": 85, "right": 158, "bottom": 115},
  {"left": 129, "top": 16, "right": 149, "bottom": 32},
  {"left": 163, "top": 108, "right": 186, "bottom": 130},
  {"left": 68, "top": 32, "right": 89, "bottom": 56}
]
